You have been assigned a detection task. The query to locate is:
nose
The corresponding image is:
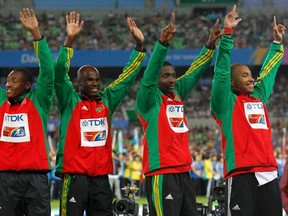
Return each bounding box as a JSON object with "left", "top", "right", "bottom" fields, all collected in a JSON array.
[
  {"left": 168, "top": 76, "right": 176, "bottom": 83},
  {"left": 91, "top": 79, "right": 99, "bottom": 85},
  {"left": 5, "top": 80, "right": 12, "bottom": 88}
]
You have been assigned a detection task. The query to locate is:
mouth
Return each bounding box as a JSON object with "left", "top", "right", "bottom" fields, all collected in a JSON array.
[
  {"left": 247, "top": 83, "right": 254, "bottom": 87},
  {"left": 90, "top": 88, "right": 99, "bottom": 93},
  {"left": 6, "top": 89, "right": 12, "bottom": 94}
]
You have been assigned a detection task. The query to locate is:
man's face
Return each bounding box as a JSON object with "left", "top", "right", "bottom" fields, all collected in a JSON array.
[
  {"left": 77, "top": 69, "right": 101, "bottom": 99},
  {"left": 158, "top": 65, "right": 176, "bottom": 96},
  {"left": 231, "top": 65, "right": 254, "bottom": 95},
  {"left": 5, "top": 70, "right": 30, "bottom": 99}
]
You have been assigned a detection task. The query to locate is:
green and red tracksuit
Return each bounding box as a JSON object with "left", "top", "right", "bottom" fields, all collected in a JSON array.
[
  {"left": 0, "top": 39, "right": 54, "bottom": 172},
  {"left": 0, "top": 39, "right": 54, "bottom": 215},
  {"left": 210, "top": 35, "right": 283, "bottom": 179},
  {"left": 135, "top": 41, "right": 215, "bottom": 176},
  {"left": 54, "top": 46, "right": 145, "bottom": 216},
  {"left": 135, "top": 41, "right": 215, "bottom": 216},
  {"left": 210, "top": 35, "right": 283, "bottom": 216}
]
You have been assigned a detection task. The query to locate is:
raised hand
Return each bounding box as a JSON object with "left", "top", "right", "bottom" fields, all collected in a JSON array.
[
  {"left": 64, "top": 11, "right": 84, "bottom": 47},
  {"left": 224, "top": 5, "right": 242, "bottom": 29},
  {"left": 66, "top": 11, "right": 84, "bottom": 39},
  {"left": 127, "top": 17, "right": 144, "bottom": 45},
  {"left": 273, "top": 16, "right": 286, "bottom": 43},
  {"left": 206, "top": 19, "right": 222, "bottom": 49},
  {"left": 127, "top": 17, "right": 144, "bottom": 51},
  {"left": 19, "top": 8, "right": 41, "bottom": 40},
  {"left": 159, "top": 12, "right": 176, "bottom": 44}
]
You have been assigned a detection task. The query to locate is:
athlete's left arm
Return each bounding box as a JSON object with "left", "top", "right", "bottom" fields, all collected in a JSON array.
[
  {"left": 175, "top": 19, "right": 221, "bottom": 99},
  {"left": 103, "top": 49, "right": 146, "bottom": 114},
  {"left": 19, "top": 8, "right": 54, "bottom": 113},
  {"left": 175, "top": 46, "right": 215, "bottom": 99},
  {"left": 33, "top": 39, "right": 55, "bottom": 113},
  {"left": 252, "top": 43, "right": 284, "bottom": 104},
  {"left": 253, "top": 17, "right": 285, "bottom": 104}
]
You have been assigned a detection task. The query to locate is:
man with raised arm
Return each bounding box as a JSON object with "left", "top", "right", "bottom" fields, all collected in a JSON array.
[
  {"left": 210, "top": 5, "right": 285, "bottom": 216},
  {"left": 0, "top": 8, "right": 54, "bottom": 216},
  {"left": 135, "top": 12, "right": 222, "bottom": 216},
  {"left": 54, "top": 11, "right": 146, "bottom": 216}
]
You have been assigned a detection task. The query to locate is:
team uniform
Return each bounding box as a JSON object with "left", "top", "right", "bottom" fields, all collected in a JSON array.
[
  {"left": 54, "top": 46, "right": 145, "bottom": 216},
  {"left": 210, "top": 35, "right": 284, "bottom": 216},
  {"left": 135, "top": 41, "right": 215, "bottom": 216},
  {"left": 0, "top": 39, "right": 54, "bottom": 216}
]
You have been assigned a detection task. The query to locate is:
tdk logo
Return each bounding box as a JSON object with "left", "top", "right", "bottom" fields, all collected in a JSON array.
[
  {"left": 246, "top": 103, "right": 263, "bottom": 110},
  {"left": 5, "top": 114, "right": 24, "bottom": 122},
  {"left": 168, "top": 106, "right": 183, "bottom": 113},
  {"left": 82, "top": 119, "right": 105, "bottom": 127}
]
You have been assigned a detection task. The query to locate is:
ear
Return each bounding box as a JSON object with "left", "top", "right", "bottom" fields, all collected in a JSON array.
[
  {"left": 25, "top": 82, "right": 31, "bottom": 90},
  {"left": 231, "top": 79, "right": 235, "bottom": 88},
  {"left": 76, "top": 77, "right": 81, "bottom": 87}
]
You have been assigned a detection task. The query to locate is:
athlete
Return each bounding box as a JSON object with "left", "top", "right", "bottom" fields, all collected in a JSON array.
[
  {"left": 0, "top": 8, "right": 54, "bottom": 216},
  {"left": 135, "top": 12, "right": 222, "bottom": 216},
  {"left": 210, "top": 5, "right": 285, "bottom": 216},
  {"left": 54, "top": 11, "right": 146, "bottom": 216}
]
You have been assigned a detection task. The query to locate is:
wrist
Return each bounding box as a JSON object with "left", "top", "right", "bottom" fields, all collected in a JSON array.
[
  {"left": 223, "top": 27, "right": 233, "bottom": 35},
  {"left": 159, "top": 40, "right": 168, "bottom": 46},
  {"left": 135, "top": 42, "right": 144, "bottom": 51},
  {"left": 64, "top": 36, "right": 75, "bottom": 47},
  {"left": 273, "top": 40, "right": 281, "bottom": 44}
]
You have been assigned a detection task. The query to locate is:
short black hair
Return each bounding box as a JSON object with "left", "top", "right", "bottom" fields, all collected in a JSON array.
[
  {"left": 12, "top": 68, "right": 33, "bottom": 83},
  {"left": 163, "top": 61, "right": 173, "bottom": 67}
]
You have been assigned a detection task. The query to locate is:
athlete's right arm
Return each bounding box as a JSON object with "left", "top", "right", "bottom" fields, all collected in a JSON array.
[
  {"left": 54, "top": 47, "right": 74, "bottom": 113},
  {"left": 136, "top": 12, "right": 176, "bottom": 114},
  {"left": 54, "top": 11, "right": 84, "bottom": 114},
  {"left": 210, "top": 35, "right": 233, "bottom": 114},
  {"left": 211, "top": 5, "right": 241, "bottom": 114},
  {"left": 135, "top": 41, "right": 168, "bottom": 113}
]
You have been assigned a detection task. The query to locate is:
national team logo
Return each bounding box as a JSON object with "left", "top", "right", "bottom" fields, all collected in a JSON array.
[
  {"left": 3, "top": 126, "right": 26, "bottom": 137},
  {"left": 248, "top": 114, "right": 265, "bottom": 124},
  {"left": 169, "top": 118, "right": 184, "bottom": 127},
  {"left": 83, "top": 130, "right": 106, "bottom": 142}
]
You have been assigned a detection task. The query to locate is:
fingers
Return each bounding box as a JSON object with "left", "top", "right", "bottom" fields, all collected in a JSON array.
[
  {"left": 232, "top": 4, "right": 237, "bottom": 12},
  {"left": 277, "top": 24, "right": 286, "bottom": 35},
  {"left": 76, "top": 13, "right": 80, "bottom": 24},
  {"left": 166, "top": 12, "right": 176, "bottom": 37},
  {"left": 66, "top": 11, "right": 82, "bottom": 24},
  {"left": 65, "top": 14, "right": 69, "bottom": 24},
  {"left": 170, "top": 12, "right": 175, "bottom": 27},
  {"left": 20, "top": 8, "right": 34, "bottom": 19},
  {"left": 126, "top": 17, "right": 138, "bottom": 33},
  {"left": 126, "top": 17, "right": 131, "bottom": 26},
  {"left": 213, "top": 19, "right": 220, "bottom": 29},
  {"left": 274, "top": 16, "right": 277, "bottom": 28},
  {"left": 30, "top": 9, "right": 35, "bottom": 17}
]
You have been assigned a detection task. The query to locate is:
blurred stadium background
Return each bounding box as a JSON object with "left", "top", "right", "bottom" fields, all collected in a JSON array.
[{"left": 1, "top": 0, "right": 288, "bottom": 215}]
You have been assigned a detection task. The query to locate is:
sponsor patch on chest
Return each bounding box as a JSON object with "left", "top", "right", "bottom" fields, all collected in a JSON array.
[{"left": 244, "top": 102, "right": 268, "bottom": 129}]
